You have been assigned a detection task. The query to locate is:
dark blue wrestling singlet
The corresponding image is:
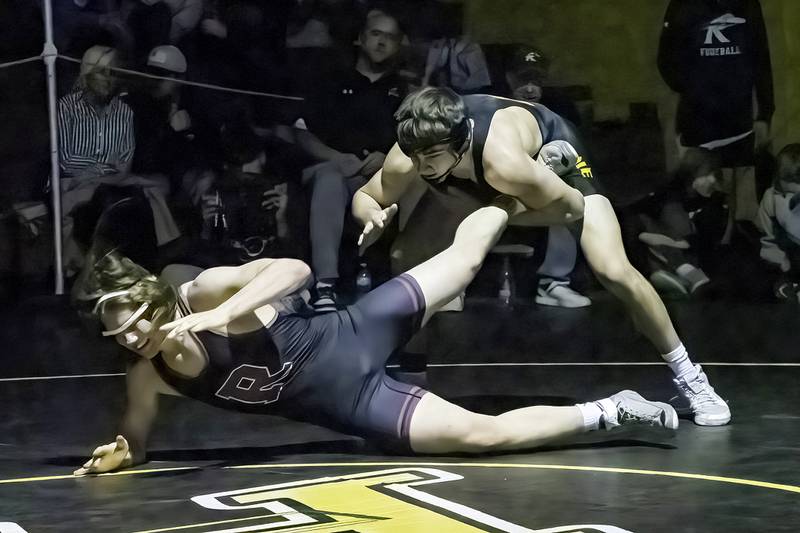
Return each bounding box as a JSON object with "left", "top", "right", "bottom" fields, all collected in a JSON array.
[
  {"left": 457, "top": 94, "right": 602, "bottom": 198},
  {"left": 151, "top": 274, "right": 429, "bottom": 450}
]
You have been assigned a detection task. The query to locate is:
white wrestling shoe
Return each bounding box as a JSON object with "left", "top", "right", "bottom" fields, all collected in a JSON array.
[
  {"left": 671, "top": 365, "right": 731, "bottom": 426},
  {"left": 535, "top": 280, "right": 591, "bottom": 308},
  {"left": 600, "top": 390, "right": 678, "bottom": 430}
]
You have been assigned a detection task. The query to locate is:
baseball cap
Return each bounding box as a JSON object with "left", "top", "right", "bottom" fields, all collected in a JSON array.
[
  {"left": 507, "top": 44, "right": 549, "bottom": 83},
  {"left": 147, "top": 45, "right": 187, "bottom": 74}
]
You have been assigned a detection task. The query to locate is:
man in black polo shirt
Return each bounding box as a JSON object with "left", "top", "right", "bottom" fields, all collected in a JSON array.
[{"left": 295, "top": 8, "right": 407, "bottom": 311}]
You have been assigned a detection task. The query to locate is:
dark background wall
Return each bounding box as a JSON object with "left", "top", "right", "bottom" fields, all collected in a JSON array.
[{"left": 465, "top": 0, "right": 800, "bottom": 167}]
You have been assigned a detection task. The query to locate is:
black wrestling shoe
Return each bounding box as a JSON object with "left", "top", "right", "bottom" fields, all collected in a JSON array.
[{"left": 312, "top": 285, "right": 339, "bottom": 313}]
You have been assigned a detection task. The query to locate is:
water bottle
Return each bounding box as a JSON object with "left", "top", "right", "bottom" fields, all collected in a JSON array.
[
  {"left": 355, "top": 262, "right": 372, "bottom": 297},
  {"left": 498, "top": 257, "right": 514, "bottom": 307}
]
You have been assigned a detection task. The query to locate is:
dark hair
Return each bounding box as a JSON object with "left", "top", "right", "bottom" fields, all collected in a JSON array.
[
  {"left": 394, "top": 87, "right": 469, "bottom": 155},
  {"left": 776, "top": 143, "right": 800, "bottom": 186}
]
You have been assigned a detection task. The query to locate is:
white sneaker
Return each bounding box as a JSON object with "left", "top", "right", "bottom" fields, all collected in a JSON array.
[
  {"left": 638, "top": 232, "right": 690, "bottom": 249},
  {"left": 672, "top": 365, "right": 731, "bottom": 426},
  {"left": 535, "top": 280, "right": 591, "bottom": 308},
  {"left": 675, "top": 264, "right": 710, "bottom": 294},
  {"left": 649, "top": 270, "right": 688, "bottom": 297},
  {"left": 600, "top": 390, "right": 679, "bottom": 430},
  {"left": 439, "top": 292, "right": 465, "bottom": 312}
]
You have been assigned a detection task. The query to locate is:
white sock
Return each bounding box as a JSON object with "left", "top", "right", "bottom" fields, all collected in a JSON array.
[
  {"left": 575, "top": 401, "right": 603, "bottom": 431},
  {"left": 577, "top": 398, "right": 619, "bottom": 431},
  {"left": 662, "top": 343, "right": 697, "bottom": 380}
]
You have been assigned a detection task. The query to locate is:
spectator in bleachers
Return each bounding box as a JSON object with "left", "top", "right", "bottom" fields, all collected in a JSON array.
[
  {"left": 502, "top": 45, "right": 590, "bottom": 307},
  {"left": 287, "top": 0, "right": 367, "bottom": 50},
  {"left": 127, "top": 45, "right": 196, "bottom": 195},
  {"left": 294, "top": 8, "right": 407, "bottom": 312},
  {"left": 122, "top": 0, "right": 172, "bottom": 68},
  {"left": 504, "top": 45, "right": 582, "bottom": 127},
  {"left": 658, "top": 0, "right": 774, "bottom": 242},
  {"left": 132, "top": 0, "right": 202, "bottom": 44},
  {"left": 758, "top": 143, "right": 800, "bottom": 302},
  {"left": 58, "top": 45, "right": 180, "bottom": 274},
  {"left": 201, "top": 0, "right": 290, "bottom": 70},
  {"left": 422, "top": 36, "right": 491, "bottom": 94},
  {"left": 58, "top": 46, "right": 134, "bottom": 182},
  {"left": 52, "top": 0, "right": 131, "bottom": 60},
  {"left": 192, "top": 115, "right": 305, "bottom": 266}
]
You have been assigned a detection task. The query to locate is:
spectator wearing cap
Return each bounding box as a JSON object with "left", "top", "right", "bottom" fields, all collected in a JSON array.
[
  {"left": 294, "top": 8, "right": 408, "bottom": 312},
  {"left": 497, "top": 44, "right": 590, "bottom": 308},
  {"left": 505, "top": 45, "right": 581, "bottom": 127},
  {"left": 127, "top": 44, "right": 197, "bottom": 192}
]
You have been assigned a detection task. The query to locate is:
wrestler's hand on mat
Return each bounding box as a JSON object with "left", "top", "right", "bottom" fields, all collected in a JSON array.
[
  {"left": 357, "top": 203, "right": 398, "bottom": 256},
  {"left": 160, "top": 307, "right": 232, "bottom": 339},
  {"left": 73, "top": 435, "right": 132, "bottom": 476}
]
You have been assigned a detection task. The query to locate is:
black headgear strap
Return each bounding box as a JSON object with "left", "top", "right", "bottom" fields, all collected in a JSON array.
[{"left": 419, "top": 119, "right": 473, "bottom": 185}]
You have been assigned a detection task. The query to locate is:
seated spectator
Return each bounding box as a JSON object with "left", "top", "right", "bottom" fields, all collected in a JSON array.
[
  {"left": 294, "top": 8, "right": 407, "bottom": 311},
  {"left": 127, "top": 45, "right": 197, "bottom": 195},
  {"left": 629, "top": 145, "right": 714, "bottom": 299},
  {"left": 127, "top": 0, "right": 203, "bottom": 45},
  {"left": 502, "top": 45, "right": 590, "bottom": 308},
  {"left": 122, "top": 0, "right": 172, "bottom": 68},
  {"left": 188, "top": 116, "right": 305, "bottom": 267},
  {"left": 58, "top": 46, "right": 134, "bottom": 182},
  {"left": 58, "top": 45, "right": 180, "bottom": 274},
  {"left": 504, "top": 44, "right": 581, "bottom": 126},
  {"left": 287, "top": 0, "right": 365, "bottom": 50},
  {"left": 758, "top": 143, "right": 800, "bottom": 302},
  {"left": 422, "top": 36, "right": 491, "bottom": 94},
  {"left": 52, "top": 1, "right": 132, "bottom": 60}
]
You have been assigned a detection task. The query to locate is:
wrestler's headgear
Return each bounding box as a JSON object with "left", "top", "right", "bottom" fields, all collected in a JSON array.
[
  {"left": 72, "top": 245, "right": 175, "bottom": 337},
  {"left": 92, "top": 290, "right": 150, "bottom": 337},
  {"left": 395, "top": 87, "right": 472, "bottom": 183}
]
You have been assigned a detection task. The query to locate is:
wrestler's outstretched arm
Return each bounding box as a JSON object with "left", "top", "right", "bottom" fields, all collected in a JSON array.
[
  {"left": 352, "top": 143, "right": 418, "bottom": 253},
  {"left": 74, "top": 359, "right": 177, "bottom": 475}
]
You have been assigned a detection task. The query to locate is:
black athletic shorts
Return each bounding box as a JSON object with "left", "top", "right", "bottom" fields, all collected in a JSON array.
[{"left": 276, "top": 274, "right": 429, "bottom": 451}]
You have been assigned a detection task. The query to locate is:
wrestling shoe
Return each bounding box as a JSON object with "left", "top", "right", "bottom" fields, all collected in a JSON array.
[
  {"left": 535, "top": 280, "right": 591, "bottom": 308},
  {"left": 671, "top": 365, "right": 731, "bottom": 426},
  {"left": 600, "top": 390, "right": 678, "bottom": 430},
  {"left": 311, "top": 285, "right": 338, "bottom": 313}
]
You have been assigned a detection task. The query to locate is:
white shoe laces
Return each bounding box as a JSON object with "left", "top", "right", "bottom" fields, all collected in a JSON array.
[
  {"left": 677, "top": 376, "right": 721, "bottom": 409},
  {"left": 616, "top": 405, "right": 661, "bottom": 426}
]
